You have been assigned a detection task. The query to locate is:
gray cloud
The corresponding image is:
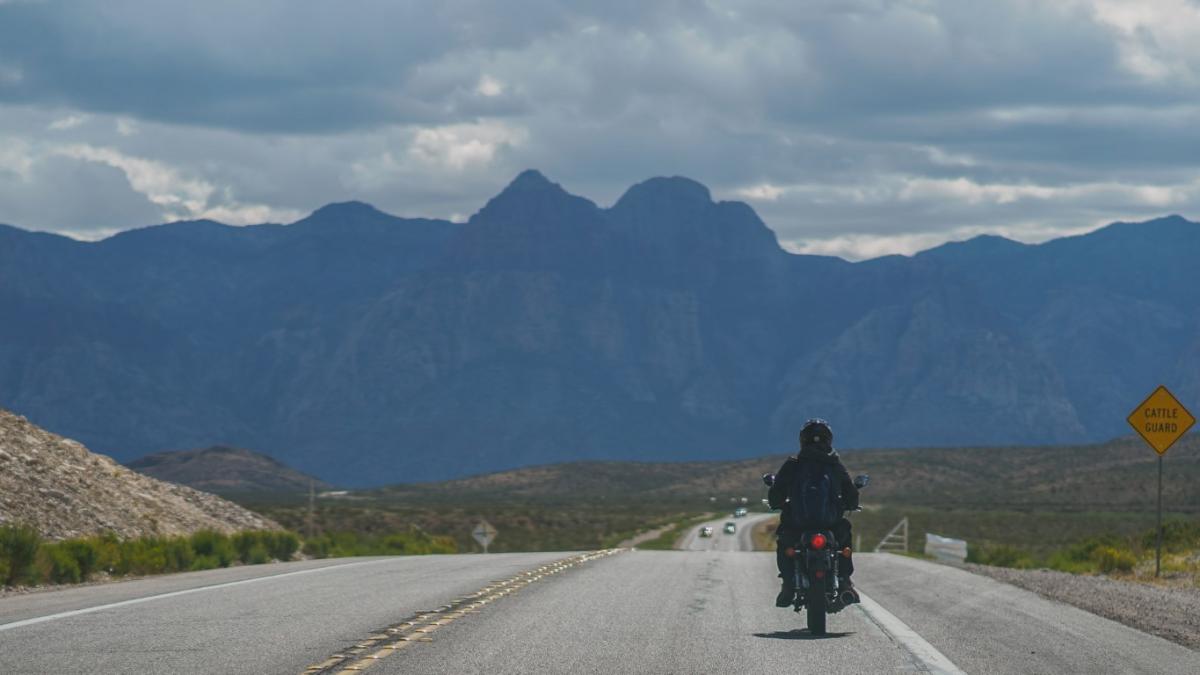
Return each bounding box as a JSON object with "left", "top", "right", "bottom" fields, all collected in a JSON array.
[{"left": 2, "top": 0, "right": 1199, "bottom": 257}]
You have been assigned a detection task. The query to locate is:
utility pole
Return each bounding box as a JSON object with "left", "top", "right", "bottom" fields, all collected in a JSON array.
[{"left": 307, "top": 479, "right": 316, "bottom": 541}]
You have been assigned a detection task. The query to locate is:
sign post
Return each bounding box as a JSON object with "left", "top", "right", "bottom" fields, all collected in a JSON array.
[
  {"left": 472, "top": 520, "right": 498, "bottom": 554},
  {"left": 1126, "top": 385, "right": 1195, "bottom": 577}
]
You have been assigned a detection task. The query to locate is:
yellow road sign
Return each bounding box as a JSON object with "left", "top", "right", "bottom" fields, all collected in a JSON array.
[{"left": 1127, "top": 385, "right": 1195, "bottom": 455}]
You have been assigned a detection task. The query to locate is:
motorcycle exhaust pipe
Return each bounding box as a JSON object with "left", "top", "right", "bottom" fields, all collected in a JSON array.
[{"left": 839, "top": 589, "right": 859, "bottom": 606}]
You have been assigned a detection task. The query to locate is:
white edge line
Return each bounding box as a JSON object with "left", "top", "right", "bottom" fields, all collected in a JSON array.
[
  {"left": 857, "top": 590, "right": 967, "bottom": 675},
  {"left": 0, "top": 558, "right": 403, "bottom": 633}
]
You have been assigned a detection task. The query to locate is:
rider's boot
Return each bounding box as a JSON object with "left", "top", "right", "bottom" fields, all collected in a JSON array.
[
  {"left": 838, "top": 577, "right": 860, "bottom": 605},
  {"left": 775, "top": 579, "right": 795, "bottom": 607}
]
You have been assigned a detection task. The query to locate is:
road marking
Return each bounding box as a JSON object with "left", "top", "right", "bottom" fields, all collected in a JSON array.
[
  {"left": 306, "top": 549, "right": 626, "bottom": 675},
  {"left": 856, "top": 591, "right": 966, "bottom": 675},
  {"left": 0, "top": 558, "right": 403, "bottom": 633}
]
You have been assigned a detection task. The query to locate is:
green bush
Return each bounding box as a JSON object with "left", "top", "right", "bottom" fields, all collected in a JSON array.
[
  {"left": 1093, "top": 546, "right": 1137, "bottom": 573},
  {"left": 61, "top": 540, "right": 101, "bottom": 579},
  {"left": 0, "top": 524, "right": 41, "bottom": 586},
  {"left": 189, "top": 554, "right": 221, "bottom": 571},
  {"left": 1142, "top": 520, "right": 1200, "bottom": 554},
  {"left": 300, "top": 530, "right": 456, "bottom": 559},
  {"left": 0, "top": 527, "right": 308, "bottom": 588},
  {"left": 966, "top": 542, "right": 1035, "bottom": 569},
  {"left": 1045, "top": 535, "right": 1131, "bottom": 574},
  {"left": 161, "top": 537, "right": 195, "bottom": 572},
  {"left": 231, "top": 531, "right": 297, "bottom": 563},
  {"left": 267, "top": 531, "right": 300, "bottom": 561},
  {"left": 190, "top": 531, "right": 235, "bottom": 567},
  {"left": 36, "top": 544, "right": 82, "bottom": 584}
]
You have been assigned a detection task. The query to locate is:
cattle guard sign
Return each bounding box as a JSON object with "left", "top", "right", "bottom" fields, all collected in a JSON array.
[{"left": 1127, "top": 385, "right": 1195, "bottom": 577}]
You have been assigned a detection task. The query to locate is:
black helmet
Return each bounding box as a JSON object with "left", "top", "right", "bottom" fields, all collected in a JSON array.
[{"left": 799, "top": 418, "right": 833, "bottom": 447}]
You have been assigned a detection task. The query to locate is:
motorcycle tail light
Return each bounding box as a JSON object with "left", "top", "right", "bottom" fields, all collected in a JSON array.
[
  {"left": 810, "top": 533, "right": 827, "bottom": 550},
  {"left": 814, "top": 569, "right": 826, "bottom": 579},
  {"left": 784, "top": 546, "right": 796, "bottom": 558}
]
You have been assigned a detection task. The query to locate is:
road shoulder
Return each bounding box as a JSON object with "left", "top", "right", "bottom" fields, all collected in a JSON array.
[{"left": 964, "top": 562, "right": 1200, "bottom": 649}]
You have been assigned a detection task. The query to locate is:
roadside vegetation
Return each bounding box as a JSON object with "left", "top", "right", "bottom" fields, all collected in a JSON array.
[
  {"left": 0, "top": 524, "right": 456, "bottom": 589},
  {"left": 0, "top": 526, "right": 300, "bottom": 587},
  {"left": 251, "top": 497, "right": 709, "bottom": 554},
  {"left": 844, "top": 506, "right": 1200, "bottom": 582},
  {"left": 964, "top": 520, "right": 1200, "bottom": 580}
]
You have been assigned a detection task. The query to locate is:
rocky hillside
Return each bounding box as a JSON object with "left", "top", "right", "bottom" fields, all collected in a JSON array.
[
  {"left": 0, "top": 170, "right": 1198, "bottom": 485},
  {"left": 0, "top": 409, "right": 278, "bottom": 540},
  {"left": 128, "top": 446, "right": 331, "bottom": 495}
]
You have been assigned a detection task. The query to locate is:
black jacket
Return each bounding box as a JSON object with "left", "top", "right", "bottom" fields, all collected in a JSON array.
[{"left": 768, "top": 446, "right": 859, "bottom": 530}]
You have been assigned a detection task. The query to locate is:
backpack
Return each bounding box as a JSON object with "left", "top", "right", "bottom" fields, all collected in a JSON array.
[{"left": 786, "top": 460, "right": 840, "bottom": 529}]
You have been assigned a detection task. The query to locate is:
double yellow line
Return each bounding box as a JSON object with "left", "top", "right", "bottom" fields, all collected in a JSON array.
[{"left": 303, "top": 549, "right": 626, "bottom": 674}]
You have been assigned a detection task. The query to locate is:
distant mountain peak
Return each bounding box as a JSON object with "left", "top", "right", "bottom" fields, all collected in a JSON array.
[
  {"left": 308, "top": 200, "right": 386, "bottom": 220},
  {"left": 613, "top": 176, "right": 713, "bottom": 211},
  {"left": 128, "top": 445, "right": 332, "bottom": 495},
  {"left": 502, "top": 169, "right": 563, "bottom": 194},
  {"left": 918, "top": 233, "right": 1028, "bottom": 259}
]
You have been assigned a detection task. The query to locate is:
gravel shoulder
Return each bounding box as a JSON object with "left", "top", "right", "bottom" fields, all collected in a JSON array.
[{"left": 965, "top": 563, "right": 1200, "bottom": 649}]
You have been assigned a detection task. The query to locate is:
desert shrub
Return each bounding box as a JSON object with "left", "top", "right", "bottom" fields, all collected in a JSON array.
[
  {"left": 966, "top": 542, "right": 1035, "bottom": 569},
  {"left": 116, "top": 538, "right": 169, "bottom": 576},
  {"left": 1045, "top": 535, "right": 1129, "bottom": 574},
  {"left": 302, "top": 534, "right": 332, "bottom": 558},
  {"left": 189, "top": 554, "right": 222, "bottom": 571},
  {"left": 301, "top": 530, "right": 456, "bottom": 558},
  {"left": 0, "top": 524, "right": 41, "bottom": 586},
  {"left": 1092, "top": 546, "right": 1137, "bottom": 573},
  {"left": 190, "top": 531, "right": 235, "bottom": 567},
  {"left": 90, "top": 531, "right": 123, "bottom": 573},
  {"left": 36, "top": 543, "right": 82, "bottom": 584},
  {"left": 266, "top": 531, "right": 300, "bottom": 561},
  {"left": 161, "top": 537, "right": 195, "bottom": 572},
  {"left": 1142, "top": 520, "right": 1200, "bottom": 554},
  {"left": 60, "top": 540, "right": 101, "bottom": 579},
  {"left": 232, "top": 531, "right": 295, "bottom": 563}
]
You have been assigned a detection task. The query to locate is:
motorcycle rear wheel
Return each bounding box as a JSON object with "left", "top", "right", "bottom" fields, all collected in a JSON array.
[{"left": 805, "top": 586, "right": 827, "bottom": 635}]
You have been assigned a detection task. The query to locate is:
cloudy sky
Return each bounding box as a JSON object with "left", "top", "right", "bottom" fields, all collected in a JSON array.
[{"left": 1, "top": 0, "right": 1199, "bottom": 259}]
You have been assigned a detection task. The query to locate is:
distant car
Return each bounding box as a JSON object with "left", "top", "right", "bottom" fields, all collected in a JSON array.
[
  {"left": 699, "top": 526, "right": 714, "bottom": 538},
  {"left": 733, "top": 507, "right": 747, "bottom": 518},
  {"left": 723, "top": 522, "right": 736, "bottom": 535}
]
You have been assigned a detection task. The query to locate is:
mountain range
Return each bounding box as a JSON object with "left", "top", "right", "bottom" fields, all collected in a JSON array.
[
  {"left": 1, "top": 170, "right": 1198, "bottom": 485},
  {"left": 127, "top": 446, "right": 331, "bottom": 496}
]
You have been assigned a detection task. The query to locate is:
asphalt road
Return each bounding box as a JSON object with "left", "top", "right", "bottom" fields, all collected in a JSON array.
[
  {"left": 3, "top": 532, "right": 1200, "bottom": 674},
  {"left": 677, "top": 512, "right": 775, "bottom": 552}
]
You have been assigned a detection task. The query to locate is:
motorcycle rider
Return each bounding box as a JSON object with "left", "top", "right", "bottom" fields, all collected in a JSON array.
[{"left": 768, "top": 419, "right": 860, "bottom": 608}]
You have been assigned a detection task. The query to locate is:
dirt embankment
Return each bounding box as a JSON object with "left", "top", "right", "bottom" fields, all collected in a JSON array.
[{"left": 0, "top": 409, "right": 278, "bottom": 540}]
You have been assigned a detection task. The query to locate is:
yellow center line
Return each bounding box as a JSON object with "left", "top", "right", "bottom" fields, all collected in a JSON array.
[{"left": 303, "top": 549, "right": 625, "bottom": 674}]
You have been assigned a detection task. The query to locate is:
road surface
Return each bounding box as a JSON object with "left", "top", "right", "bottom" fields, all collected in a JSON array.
[
  {"left": 677, "top": 512, "right": 775, "bottom": 552},
  {"left": 3, "top": 532, "right": 1199, "bottom": 674}
]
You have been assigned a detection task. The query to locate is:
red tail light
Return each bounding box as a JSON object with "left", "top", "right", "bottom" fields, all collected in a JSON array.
[
  {"left": 810, "top": 534, "right": 827, "bottom": 550},
  {"left": 814, "top": 569, "right": 826, "bottom": 579}
]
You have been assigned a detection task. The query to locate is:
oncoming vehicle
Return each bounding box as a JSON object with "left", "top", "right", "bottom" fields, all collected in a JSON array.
[
  {"left": 723, "top": 522, "right": 736, "bottom": 534},
  {"left": 733, "top": 507, "right": 748, "bottom": 518},
  {"left": 699, "top": 526, "right": 714, "bottom": 538}
]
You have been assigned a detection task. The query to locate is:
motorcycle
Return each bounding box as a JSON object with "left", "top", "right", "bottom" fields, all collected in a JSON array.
[{"left": 761, "top": 472, "right": 869, "bottom": 635}]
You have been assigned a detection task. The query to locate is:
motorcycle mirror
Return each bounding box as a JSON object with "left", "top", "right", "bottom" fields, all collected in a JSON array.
[
  {"left": 761, "top": 473, "right": 776, "bottom": 487},
  {"left": 853, "top": 474, "right": 870, "bottom": 488}
]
